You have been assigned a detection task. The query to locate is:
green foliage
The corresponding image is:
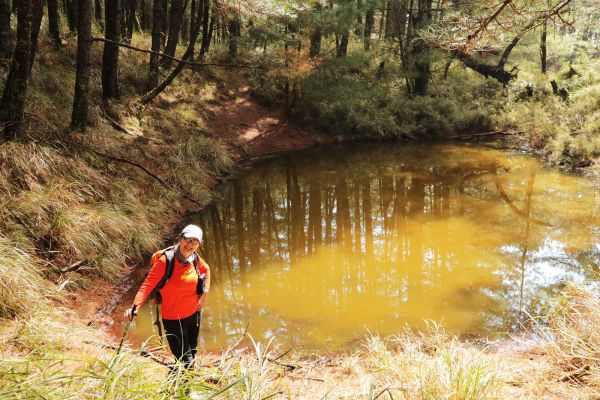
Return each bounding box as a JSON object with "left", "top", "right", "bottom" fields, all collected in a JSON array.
[
  {"left": 499, "top": 57, "right": 600, "bottom": 167},
  {"left": 270, "top": 55, "right": 502, "bottom": 139}
]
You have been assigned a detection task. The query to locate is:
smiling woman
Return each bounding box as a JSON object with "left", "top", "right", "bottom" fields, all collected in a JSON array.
[{"left": 124, "top": 224, "right": 211, "bottom": 370}]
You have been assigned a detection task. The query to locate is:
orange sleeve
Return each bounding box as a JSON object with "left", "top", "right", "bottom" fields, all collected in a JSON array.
[{"left": 132, "top": 255, "right": 166, "bottom": 309}]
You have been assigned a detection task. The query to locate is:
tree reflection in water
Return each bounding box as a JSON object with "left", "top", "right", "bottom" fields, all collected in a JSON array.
[{"left": 182, "top": 143, "right": 599, "bottom": 351}]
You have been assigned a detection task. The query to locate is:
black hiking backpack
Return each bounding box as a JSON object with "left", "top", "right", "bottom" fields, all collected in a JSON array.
[{"left": 149, "top": 246, "right": 206, "bottom": 304}]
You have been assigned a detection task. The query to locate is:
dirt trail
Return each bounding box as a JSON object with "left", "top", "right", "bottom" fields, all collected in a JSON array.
[{"left": 205, "top": 81, "right": 330, "bottom": 160}]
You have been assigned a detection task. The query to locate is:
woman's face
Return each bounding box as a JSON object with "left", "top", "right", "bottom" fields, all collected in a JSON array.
[{"left": 179, "top": 236, "right": 201, "bottom": 257}]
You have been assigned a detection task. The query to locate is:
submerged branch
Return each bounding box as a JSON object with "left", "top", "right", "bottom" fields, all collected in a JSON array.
[
  {"left": 494, "top": 181, "right": 552, "bottom": 227},
  {"left": 447, "top": 130, "right": 511, "bottom": 140}
]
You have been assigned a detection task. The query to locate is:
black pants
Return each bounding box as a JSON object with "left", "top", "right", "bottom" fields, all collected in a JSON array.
[{"left": 162, "top": 311, "right": 201, "bottom": 369}]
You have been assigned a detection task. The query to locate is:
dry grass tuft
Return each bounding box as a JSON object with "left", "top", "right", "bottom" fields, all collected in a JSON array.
[
  {"left": 0, "top": 235, "right": 54, "bottom": 319},
  {"left": 538, "top": 282, "right": 600, "bottom": 388},
  {"left": 361, "top": 326, "right": 500, "bottom": 400}
]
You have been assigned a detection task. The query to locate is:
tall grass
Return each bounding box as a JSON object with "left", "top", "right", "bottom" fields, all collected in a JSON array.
[{"left": 0, "top": 140, "right": 165, "bottom": 286}]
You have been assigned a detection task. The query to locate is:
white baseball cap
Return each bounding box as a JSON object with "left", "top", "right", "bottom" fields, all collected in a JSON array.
[{"left": 181, "top": 224, "right": 203, "bottom": 241}]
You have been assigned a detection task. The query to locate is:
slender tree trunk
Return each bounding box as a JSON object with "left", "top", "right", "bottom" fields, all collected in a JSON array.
[
  {"left": 119, "top": 2, "right": 126, "bottom": 38},
  {"left": 540, "top": 20, "right": 547, "bottom": 74},
  {"left": 71, "top": 0, "right": 92, "bottom": 131},
  {"left": 384, "top": 0, "right": 394, "bottom": 38},
  {"left": 160, "top": 0, "right": 186, "bottom": 68},
  {"left": 140, "top": 0, "right": 147, "bottom": 30},
  {"left": 94, "top": 0, "right": 102, "bottom": 25},
  {"left": 337, "top": 30, "right": 348, "bottom": 57},
  {"left": 0, "top": 0, "right": 32, "bottom": 139},
  {"left": 355, "top": 0, "right": 363, "bottom": 36},
  {"left": 125, "top": 0, "right": 136, "bottom": 43},
  {"left": 134, "top": 6, "right": 141, "bottom": 30},
  {"left": 102, "top": 0, "right": 121, "bottom": 100},
  {"left": 161, "top": 0, "right": 168, "bottom": 46},
  {"left": 198, "top": 0, "right": 211, "bottom": 59},
  {"left": 181, "top": 5, "right": 189, "bottom": 42},
  {"left": 214, "top": 10, "right": 219, "bottom": 42},
  {"left": 411, "top": 0, "right": 432, "bottom": 95},
  {"left": 66, "top": 0, "right": 78, "bottom": 31},
  {"left": 48, "top": 0, "right": 63, "bottom": 46},
  {"left": 378, "top": 0, "right": 385, "bottom": 38},
  {"left": 29, "top": 0, "right": 43, "bottom": 73},
  {"left": 148, "top": 0, "right": 162, "bottom": 89},
  {"left": 142, "top": 0, "right": 202, "bottom": 104},
  {"left": 227, "top": 14, "right": 240, "bottom": 58},
  {"left": 309, "top": 26, "right": 321, "bottom": 57},
  {"left": 309, "top": 4, "right": 322, "bottom": 57},
  {"left": 364, "top": 0, "right": 374, "bottom": 50},
  {"left": 206, "top": 6, "right": 215, "bottom": 48},
  {"left": 0, "top": 0, "right": 12, "bottom": 59}
]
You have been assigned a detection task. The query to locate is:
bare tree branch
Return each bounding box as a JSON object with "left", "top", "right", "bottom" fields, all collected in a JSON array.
[{"left": 91, "top": 37, "right": 267, "bottom": 70}]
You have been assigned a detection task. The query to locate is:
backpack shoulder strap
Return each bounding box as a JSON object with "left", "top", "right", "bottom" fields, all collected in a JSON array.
[
  {"left": 192, "top": 252, "right": 206, "bottom": 296},
  {"left": 192, "top": 252, "right": 199, "bottom": 272},
  {"left": 156, "top": 246, "right": 176, "bottom": 290}
]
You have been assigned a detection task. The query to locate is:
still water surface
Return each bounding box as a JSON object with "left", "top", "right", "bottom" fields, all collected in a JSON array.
[{"left": 128, "top": 143, "right": 599, "bottom": 351}]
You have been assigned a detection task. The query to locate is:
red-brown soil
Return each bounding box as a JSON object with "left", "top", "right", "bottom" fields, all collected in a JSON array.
[{"left": 204, "top": 83, "right": 333, "bottom": 161}]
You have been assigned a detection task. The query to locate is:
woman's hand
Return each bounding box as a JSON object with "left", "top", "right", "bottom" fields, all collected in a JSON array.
[
  {"left": 197, "top": 293, "right": 208, "bottom": 311},
  {"left": 124, "top": 305, "right": 138, "bottom": 321}
]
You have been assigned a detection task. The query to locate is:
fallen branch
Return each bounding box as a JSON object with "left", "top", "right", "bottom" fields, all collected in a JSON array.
[
  {"left": 91, "top": 37, "right": 267, "bottom": 70},
  {"left": 60, "top": 260, "right": 85, "bottom": 274},
  {"left": 303, "top": 376, "right": 325, "bottom": 382},
  {"left": 373, "top": 386, "right": 393, "bottom": 400},
  {"left": 101, "top": 110, "right": 136, "bottom": 135},
  {"left": 82, "top": 145, "right": 203, "bottom": 207},
  {"left": 267, "top": 357, "right": 298, "bottom": 370},
  {"left": 447, "top": 130, "right": 511, "bottom": 140},
  {"left": 84, "top": 340, "right": 170, "bottom": 366},
  {"left": 266, "top": 348, "right": 297, "bottom": 370}
]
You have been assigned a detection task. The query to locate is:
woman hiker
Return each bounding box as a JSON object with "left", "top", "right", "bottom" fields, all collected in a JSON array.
[{"left": 124, "top": 224, "right": 210, "bottom": 370}]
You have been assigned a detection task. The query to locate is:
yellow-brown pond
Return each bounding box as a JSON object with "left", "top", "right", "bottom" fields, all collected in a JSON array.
[{"left": 125, "top": 143, "right": 599, "bottom": 352}]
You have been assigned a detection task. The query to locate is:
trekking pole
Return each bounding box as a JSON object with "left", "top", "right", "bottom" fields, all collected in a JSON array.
[
  {"left": 153, "top": 302, "right": 165, "bottom": 347},
  {"left": 116, "top": 320, "right": 131, "bottom": 355}
]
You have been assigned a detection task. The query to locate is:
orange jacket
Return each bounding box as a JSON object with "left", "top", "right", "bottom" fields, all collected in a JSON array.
[{"left": 133, "top": 253, "right": 210, "bottom": 320}]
